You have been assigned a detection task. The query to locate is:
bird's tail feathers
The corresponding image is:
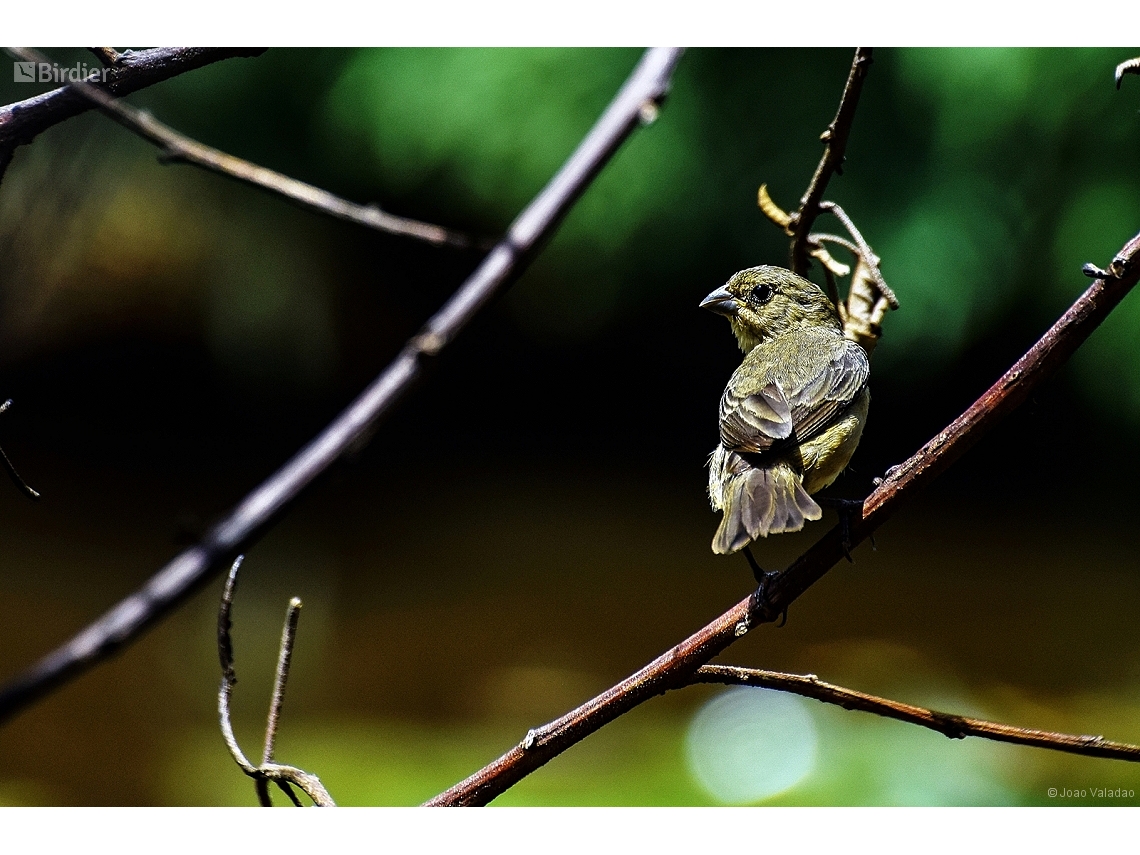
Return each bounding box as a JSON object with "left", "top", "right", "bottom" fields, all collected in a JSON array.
[{"left": 711, "top": 454, "right": 821, "bottom": 555}]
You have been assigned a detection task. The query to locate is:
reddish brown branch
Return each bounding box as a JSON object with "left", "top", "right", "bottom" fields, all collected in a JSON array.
[
  {"left": 788, "top": 47, "right": 873, "bottom": 276},
  {"left": 769, "top": 231, "right": 1140, "bottom": 614},
  {"left": 426, "top": 231, "right": 1140, "bottom": 806},
  {"left": 695, "top": 666, "right": 1140, "bottom": 763}
]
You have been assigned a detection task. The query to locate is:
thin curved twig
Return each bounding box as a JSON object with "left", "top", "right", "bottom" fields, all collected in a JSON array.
[
  {"left": 788, "top": 47, "right": 874, "bottom": 276},
  {"left": 217, "top": 559, "right": 255, "bottom": 775},
  {"left": 817, "top": 200, "right": 898, "bottom": 309},
  {"left": 0, "top": 47, "right": 686, "bottom": 725},
  {"left": 425, "top": 230, "right": 1140, "bottom": 806},
  {"left": 694, "top": 665, "right": 1140, "bottom": 763},
  {"left": 263, "top": 596, "right": 302, "bottom": 768},
  {"left": 810, "top": 233, "right": 859, "bottom": 256},
  {"left": 6, "top": 47, "right": 479, "bottom": 250},
  {"left": 217, "top": 556, "right": 334, "bottom": 806},
  {"left": 0, "top": 47, "right": 264, "bottom": 186},
  {"left": 0, "top": 400, "right": 39, "bottom": 500}
]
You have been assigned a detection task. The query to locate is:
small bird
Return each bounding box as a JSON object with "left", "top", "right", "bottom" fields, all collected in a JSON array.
[{"left": 702, "top": 266, "right": 869, "bottom": 555}]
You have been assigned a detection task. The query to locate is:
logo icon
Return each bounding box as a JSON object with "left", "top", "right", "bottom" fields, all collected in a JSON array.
[{"left": 13, "top": 62, "right": 35, "bottom": 83}]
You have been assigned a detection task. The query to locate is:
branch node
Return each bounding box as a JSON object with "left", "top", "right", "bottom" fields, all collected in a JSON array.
[
  {"left": 787, "top": 47, "right": 874, "bottom": 276},
  {"left": 88, "top": 47, "right": 123, "bottom": 68},
  {"left": 931, "top": 711, "right": 969, "bottom": 740},
  {"left": 413, "top": 331, "right": 447, "bottom": 356},
  {"left": 523, "top": 728, "right": 539, "bottom": 750},
  {"left": 1084, "top": 255, "right": 1129, "bottom": 280}
]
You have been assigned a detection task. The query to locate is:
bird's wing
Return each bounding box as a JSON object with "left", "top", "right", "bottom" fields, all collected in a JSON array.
[
  {"left": 719, "top": 382, "right": 792, "bottom": 452},
  {"left": 784, "top": 339, "right": 869, "bottom": 443},
  {"left": 720, "top": 338, "right": 868, "bottom": 455}
]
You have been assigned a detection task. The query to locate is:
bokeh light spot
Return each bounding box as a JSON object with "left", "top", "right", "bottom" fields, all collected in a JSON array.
[{"left": 685, "top": 687, "right": 817, "bottom": 804}]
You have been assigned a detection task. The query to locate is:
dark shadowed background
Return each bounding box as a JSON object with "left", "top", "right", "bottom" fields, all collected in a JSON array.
[{"left": 0, "top": 47, "right": 1139, "bottom": 805}]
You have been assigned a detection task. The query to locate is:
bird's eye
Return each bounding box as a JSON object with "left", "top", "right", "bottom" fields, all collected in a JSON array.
[{"left": 750, "top": 283, "right": 774, "bottom": 304}]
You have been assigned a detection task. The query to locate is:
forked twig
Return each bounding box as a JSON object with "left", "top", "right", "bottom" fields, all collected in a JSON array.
[
  {"left": 758, "top": 48, "right": 895, "bottom": 352},
  {"left": 761, "top": 186, "right": 897, "bottom": 352},
  {"left": 788, "top": 47, "right": 874, "bottom": 276},
  {"left": 694, "top": 665, "right": 1140, "bottom": 763},
  {"left": 218, "top": 556, "right": 334, "bottom": 807},
  {"left": 6, "top": 47, "right": 479, "bottom": 250}
]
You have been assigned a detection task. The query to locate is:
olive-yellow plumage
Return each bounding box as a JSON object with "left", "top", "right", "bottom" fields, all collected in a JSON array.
[{"left": 702, "top": 266, "right": 869, "bottom": 555}]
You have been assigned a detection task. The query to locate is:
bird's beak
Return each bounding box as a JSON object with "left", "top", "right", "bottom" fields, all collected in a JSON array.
[{"left": 700, "top": 286, "right": 740, "bottom": 317}]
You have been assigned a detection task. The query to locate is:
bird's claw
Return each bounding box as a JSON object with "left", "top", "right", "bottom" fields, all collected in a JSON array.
[
  {"left": 818, "top": 497, "right": 864, "bottom": 562},
  {"left": 742, "top": 547, "right": 788, "bottom": 627},
  {"left": 747, "top": 580, "right": 788, "bottom": 628}
]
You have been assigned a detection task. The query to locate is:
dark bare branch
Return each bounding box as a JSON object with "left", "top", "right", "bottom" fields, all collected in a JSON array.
[
  {"left": 789, "top": 47, "right": 874, "bottom": 275},
  {"left": 694, "top": 665, "right": 1140, "bottom": 763},
  {"left": 425, "top": 229, "right": 1140, "bottom": 806},
  {"left": 0, "top": 48, "right": 263, "bottom": 160},
  {"left": 6, "top": 47, "right": 478, "bottom": 249},
  {"left": 0, "top": 47, "right": 685, "bottom": 726}
]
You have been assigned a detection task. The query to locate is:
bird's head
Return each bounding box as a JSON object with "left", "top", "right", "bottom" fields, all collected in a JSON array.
[{"left": 700, "top": 265, "right": 840, "bottom": 352}]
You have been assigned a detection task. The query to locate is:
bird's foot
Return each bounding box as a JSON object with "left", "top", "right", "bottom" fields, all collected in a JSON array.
[
  {"left": 742, "top": 546, "right": 787, "bottom": 628},
  {"left": 817, "top": 497, "right": 864, "bottom": 562}
]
